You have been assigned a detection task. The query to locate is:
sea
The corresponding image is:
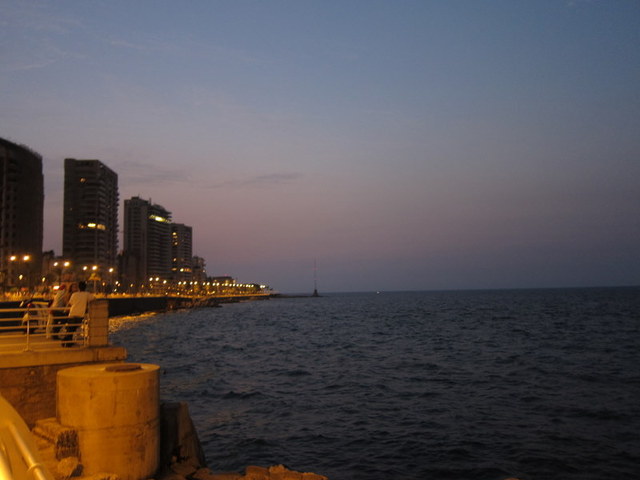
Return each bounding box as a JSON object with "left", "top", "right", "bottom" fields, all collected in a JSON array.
[{"left": 109, "top": 287, "right": 640, "bottom": 480}]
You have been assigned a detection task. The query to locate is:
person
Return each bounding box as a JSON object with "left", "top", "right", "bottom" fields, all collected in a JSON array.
[
  {"left": 62, "top": 281, "right": 95, "bottom": 347},
  {"left": 50, "top": 284, "right": 71, "bottom": 339}
]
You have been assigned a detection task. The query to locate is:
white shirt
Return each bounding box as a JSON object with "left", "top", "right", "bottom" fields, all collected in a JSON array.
[{"left": 68, "top": 291, "right": 95, "bottom": 318}]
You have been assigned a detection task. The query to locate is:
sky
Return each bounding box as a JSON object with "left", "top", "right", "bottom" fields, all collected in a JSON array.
[{"left": 1, "top": 0, "right": 639, "bottom": 293}]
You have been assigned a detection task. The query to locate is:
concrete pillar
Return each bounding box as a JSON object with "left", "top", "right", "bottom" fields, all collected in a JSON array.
[{"left": 56, "top": 363, "right": 160, "bottom": 480}]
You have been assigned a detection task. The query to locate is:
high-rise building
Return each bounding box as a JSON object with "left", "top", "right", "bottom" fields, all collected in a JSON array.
[
  {"left": 0, "top": 138, "right": 44, "bottom": 290},
  {"left": 63, "top": 159, "right": 119, "bottom": 280},
  {"left": 191, "top": 255, "right": 207, "bottom": 283},
  {"left": 171, "top": 223, "right": 193, "bottom": 283},
  {"left": 123, "top": 196, "right": 172, "bottom": 287}
]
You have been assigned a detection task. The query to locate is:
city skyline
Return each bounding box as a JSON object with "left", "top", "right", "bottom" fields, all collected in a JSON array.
[{"left": 2, "top": 1, "right": 639, "bottom": 293}]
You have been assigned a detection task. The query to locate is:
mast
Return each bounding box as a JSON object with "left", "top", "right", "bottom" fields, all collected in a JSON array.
[{"left": 312, "top": 258, "right": 319, "bottom": 297}]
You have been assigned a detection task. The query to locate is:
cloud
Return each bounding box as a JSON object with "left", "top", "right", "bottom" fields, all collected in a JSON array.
[
  {"left": 249, "top": 173, "right": 303, "bottom": 185},
  {"left": 113, "top": 160, "right": 192, "bottom": 188}
]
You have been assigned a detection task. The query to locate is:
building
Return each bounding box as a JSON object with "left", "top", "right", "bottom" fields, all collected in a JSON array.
[
  {"left": 171, "top": 223, "right": 193, "bottom": 283},
  {"left": 191, "top": 255, "right": 207, "bottom": 284},
  {"left": 62, "top": 159, "right": 119, "bottom": 282},
  {"left": 0, "top": 138, "right": 44, "bottom": 291},
  {"left": 123, "top": 196, "right": 172, "bottom": 288}
]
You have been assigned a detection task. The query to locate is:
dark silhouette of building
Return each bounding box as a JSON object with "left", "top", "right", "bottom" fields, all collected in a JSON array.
[
  {"left": 0, "top": 138, "right": 44, "bottom": 291},
  {"left": 171, "top": 223, "right": 193, "bottom": 283},
  {"left": 123, "top": 196, "right": 172, "bottom": 288},
  {"left": 63, "top": 159, "right": 119, "bottom": 281}
]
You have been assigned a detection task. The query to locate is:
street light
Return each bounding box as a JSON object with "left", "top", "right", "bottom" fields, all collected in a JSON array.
[
  {"left": 89, "top": 265, "right": 100, "bottom": 293},
  {"left": 9, "top": 254, "right": 32, "bottom": 293}
]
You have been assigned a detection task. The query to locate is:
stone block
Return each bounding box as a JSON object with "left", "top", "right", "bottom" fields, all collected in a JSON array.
[
  {"left": 160, "top": 402, "right": 207, "bottom": 471},
  {"left": 33, "top": 417, "right": 79, "bottom": 460}
]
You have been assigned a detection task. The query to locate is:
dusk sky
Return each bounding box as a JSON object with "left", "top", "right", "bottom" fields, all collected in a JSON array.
[{"left": 2, "top": 0, "right": 639, "bottom": 293}]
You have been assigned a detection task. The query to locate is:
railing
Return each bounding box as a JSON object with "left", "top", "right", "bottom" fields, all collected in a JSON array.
[
  {"left": 0, "top": 395, "right": 54, "bottom": 480},
  {"left": 0, "top": 304, "right": 91, "bottom": 353}
]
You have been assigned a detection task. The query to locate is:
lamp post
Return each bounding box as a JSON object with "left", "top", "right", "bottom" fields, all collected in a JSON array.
[
  {"left": 53, "top": 260, "right": 72, "bottom": 284},
  {"left": 89, "top": 265, "right": 99, "bottom": 293},
  {"left": 9, "top": 254, "right": 32, "bottom": 294},
  {"left": 108, "top": 267, "right": 114, "bottom": 284}
]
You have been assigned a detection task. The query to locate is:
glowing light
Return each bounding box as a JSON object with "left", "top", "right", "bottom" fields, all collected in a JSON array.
[{"left": 80, "top": 222, "right": 106, "bottom": 230}]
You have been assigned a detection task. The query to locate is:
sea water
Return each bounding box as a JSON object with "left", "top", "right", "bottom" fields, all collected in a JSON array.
[{"left": 110, "top": 287, "right": 640, "bottom": 480}]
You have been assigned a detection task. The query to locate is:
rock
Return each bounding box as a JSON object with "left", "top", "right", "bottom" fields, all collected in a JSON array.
[
  {"left": 244, "top": 466, "right": 269, "bottom": 480},
  {"left": 77, "top": 474, "right": 121, "bottom": 480},
  {"left": 170, "top": 461, "right": 199, "bottom": 477},
  {"left": 160, "top": 402, "right": 207, "bottom": 471},
  {"left": 205, "top": 473, "right": 242, "bottom": 480},
  {"left": 301, "top": 474, "right": 328, "bottom": 480},
  {"left": 156, "top": 471, "right": 186, "bottom": 480},
  {"left": 194, "top": 467, "right": 241, "bottom": 480},
  {"left": 56, "top": 456, "right": 82, "bottom": 478}
]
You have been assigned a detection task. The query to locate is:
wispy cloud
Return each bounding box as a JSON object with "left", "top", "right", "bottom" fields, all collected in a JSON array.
[
  {"left": 3, "top": 38, "right": 83, "bottom": 71},
  {"left": 1, "top": 3, "right": 85, "bottom": 72},
  {"left": 113, "top": 160, "right": 192, "bottom": 188},
  {"left": 205, "top": 172, "right": 303, "bottom": 190}
]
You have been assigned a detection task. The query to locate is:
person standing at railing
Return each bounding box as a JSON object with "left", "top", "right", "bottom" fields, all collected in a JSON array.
[
  {"left": 51, "top": 284, "right": 70, "bottom": 340},
  {"left": 52, "top": 284, "right": 70, "bottom": 310},
  {"left": 62, "top": 281, "right": 95, "bottom": 347}
]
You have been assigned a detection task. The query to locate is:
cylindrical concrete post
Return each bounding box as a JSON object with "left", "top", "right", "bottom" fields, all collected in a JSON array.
[{"left": 57, "top": 363, "right": 160, "bottom": 480}]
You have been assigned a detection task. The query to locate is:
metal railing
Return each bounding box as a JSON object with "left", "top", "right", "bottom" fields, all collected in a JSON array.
[
  {"left": 0, "top": 304, "right": 87, "bottom": 352},
  {"left": 0, "top": 395, "right": 54, "bottom": 480}
]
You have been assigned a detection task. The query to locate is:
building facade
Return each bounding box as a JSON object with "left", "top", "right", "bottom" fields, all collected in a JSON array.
[
  {"left": 123, "top": 196, "right": 172, "bottom": 288},
  {"left": 171, "top": 223, "right": 193, "bottom": 283},
  {"left": 191, "top": 255, "right": 207, "bottom": 283},
  {"left": 62, "top": 159, "right": 119, "bottom": 281},
  {"left": 0, "top": 138, "right": 44, "bottom": 291}
]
